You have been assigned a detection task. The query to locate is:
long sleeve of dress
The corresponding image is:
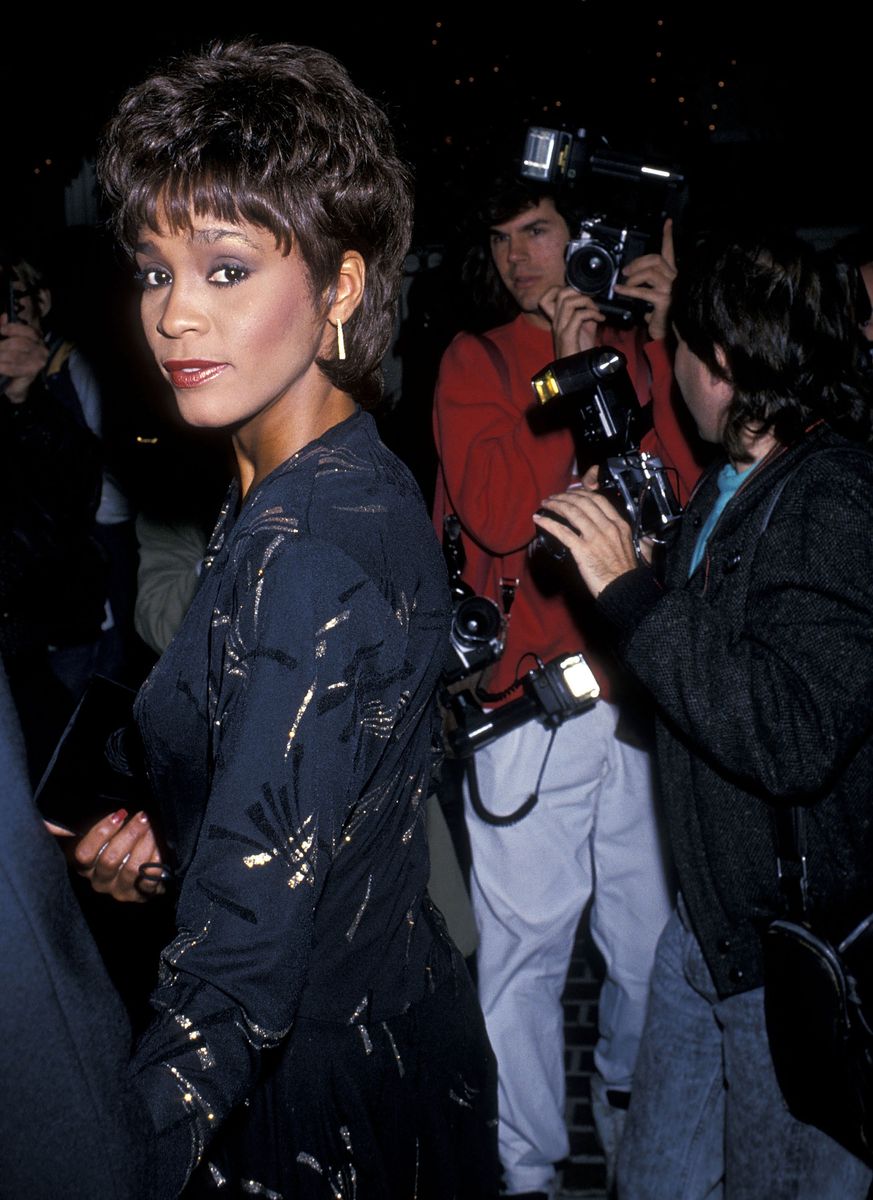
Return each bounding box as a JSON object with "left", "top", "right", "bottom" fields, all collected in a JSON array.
[{"left": 131, "top": 532, "right": 429, "bottom": 1191}]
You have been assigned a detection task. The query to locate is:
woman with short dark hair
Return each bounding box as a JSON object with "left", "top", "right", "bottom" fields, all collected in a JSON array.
[{"left": 66, "top": 40, "right": 497, "bottom": 1199}]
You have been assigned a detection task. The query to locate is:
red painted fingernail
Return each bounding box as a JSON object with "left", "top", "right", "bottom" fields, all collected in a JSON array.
[
  {"left": 138, "top": 812, "right": 150, "bottom": 825},
  {"left": 110, "top": 809, "right": 128, "bottom": 825}
]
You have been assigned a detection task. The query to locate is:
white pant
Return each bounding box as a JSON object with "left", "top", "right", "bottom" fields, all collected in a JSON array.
[{"left": 464, "top": 701, "right": 672, "bottom": 1195}]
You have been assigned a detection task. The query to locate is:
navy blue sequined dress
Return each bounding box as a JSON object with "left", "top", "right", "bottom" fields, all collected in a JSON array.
[{"left": 131, "top": 410, "right": 498, "bottom": 1199}]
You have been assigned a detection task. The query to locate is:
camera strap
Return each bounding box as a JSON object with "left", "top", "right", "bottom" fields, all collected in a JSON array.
[{"left": 444, "top": 332, "right": 530, "bottom": 623}]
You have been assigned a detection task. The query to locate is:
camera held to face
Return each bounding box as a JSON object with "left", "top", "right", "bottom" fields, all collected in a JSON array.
[
  {"left": 521, "top": 124, "right": 684, "bottom": 326},
  {"left": 565, "top": 219, "right": 651, "bottom": 326}
]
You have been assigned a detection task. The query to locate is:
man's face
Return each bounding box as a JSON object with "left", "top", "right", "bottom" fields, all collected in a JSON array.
[
  {"left": 673, "top": 334, "right": 733, "bottom": 444},
  {"left": 489, "top": 198, "right": 570, "bottom": 316}
]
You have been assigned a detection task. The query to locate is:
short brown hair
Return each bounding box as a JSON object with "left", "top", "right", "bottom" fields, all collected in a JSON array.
[
  {"left": 672, "top": 231, "right": 872, "bottom": 457},
  {"left": 98, "top": 40, "right": 413, "bottom": 407}
]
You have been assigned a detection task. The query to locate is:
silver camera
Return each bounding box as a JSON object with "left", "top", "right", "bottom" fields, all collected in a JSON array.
[{"left": 565, "top": 219, "right": 650, "bottom": 325}]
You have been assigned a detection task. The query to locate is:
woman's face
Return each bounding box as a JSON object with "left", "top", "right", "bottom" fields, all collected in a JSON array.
[{"left": 135, "top": 215, "right": 334, "bottom": 435}]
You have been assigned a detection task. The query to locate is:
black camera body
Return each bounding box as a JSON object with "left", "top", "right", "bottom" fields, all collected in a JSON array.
[
  {"left": 445, "top": 588, "right": 504, "bottom": 686},
  {"left": 565, "top": 220, "right": 651, "bottom": 326},
  {"left": 531, "top": 346, "right": 682, "bottom": 560},
  {"left": 441, "top": 514, "right": 505, "bottom": 687},
  {"left": 440, "top": 515, "right": 599, "bottom": 749},
  {"left": 521, "top": 125, "right": 684, "bottom": 326}
]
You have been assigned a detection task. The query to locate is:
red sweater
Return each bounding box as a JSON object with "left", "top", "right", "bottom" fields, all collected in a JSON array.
[{"left": 432, "top": 314, "right": 706, "bottom": 702}]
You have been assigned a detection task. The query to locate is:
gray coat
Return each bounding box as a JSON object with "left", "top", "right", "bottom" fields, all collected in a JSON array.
[{"left": 599, "top": 423, "right": 873, "bottom": 998}]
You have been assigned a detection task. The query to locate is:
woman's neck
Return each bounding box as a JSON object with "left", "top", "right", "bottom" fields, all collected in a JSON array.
[{"left": 233, "top": 388, "right": 356, "bottom": 497}]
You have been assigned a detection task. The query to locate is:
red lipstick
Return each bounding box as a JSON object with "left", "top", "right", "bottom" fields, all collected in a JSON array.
[{"left": 163, "top": 359, "right": 229, "bottom": 389}]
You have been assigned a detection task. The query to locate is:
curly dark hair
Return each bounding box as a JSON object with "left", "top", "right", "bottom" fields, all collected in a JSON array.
[
  {"left": 98, "top": 40, "right": 413, "bottom": 408},
  {"left": 671, "top": 231, "right": 873, "bottom": 459},
  {"left": 460, "top": 177, "right": 577, "bottom": 330}
]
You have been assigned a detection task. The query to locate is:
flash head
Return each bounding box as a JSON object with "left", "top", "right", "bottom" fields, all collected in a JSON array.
[{"left": 532, "top": 346, "right": 625, "bottom": 406}]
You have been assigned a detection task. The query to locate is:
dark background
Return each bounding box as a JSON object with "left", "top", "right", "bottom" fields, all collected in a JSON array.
[
  {"left": 6, "top": 6, "right": 871, "bottom": 243},
  {"left": 5, "top": 6, "right": 870, "bottom": 506}
]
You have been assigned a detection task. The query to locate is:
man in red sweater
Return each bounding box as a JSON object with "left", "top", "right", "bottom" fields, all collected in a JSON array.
[{"left": 432, "top": 180, "right": 704, "bottom": 1199}]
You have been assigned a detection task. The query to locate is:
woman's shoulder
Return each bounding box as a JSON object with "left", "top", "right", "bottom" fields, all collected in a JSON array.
[
  {"left": 306, "top": 411, "right": 432, "bottom": 535},
  {"left": 232, "top": 411, "right": 445, "bottom": 597}
]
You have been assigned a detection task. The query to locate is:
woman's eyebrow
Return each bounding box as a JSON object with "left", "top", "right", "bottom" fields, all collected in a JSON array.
[
  {"left": 134, "top": 228, "right": 259, "bottom": 253},
  {"left": 190, "top": 227, "right": 259, "bottom": 248}
]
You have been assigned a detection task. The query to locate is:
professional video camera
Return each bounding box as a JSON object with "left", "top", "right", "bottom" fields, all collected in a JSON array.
[
  {"left": 531, "top": 345, "right": 682, "bottom": 562},
  {"left": 520, "top": 125, "right": 684, "bottom": 325},
  {"left": 440, "top": 515, "right": 600, "bottom": 759}
]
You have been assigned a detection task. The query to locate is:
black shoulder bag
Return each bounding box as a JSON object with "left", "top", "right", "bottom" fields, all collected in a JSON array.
[
  {"left": 763, "top": 805, "right": 873, "bottom": 1164},
  {"left": 758, "top": 446, "right": 873, "bottom": 1164}
]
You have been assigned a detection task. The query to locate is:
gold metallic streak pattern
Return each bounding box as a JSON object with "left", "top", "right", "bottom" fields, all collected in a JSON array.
[
  {"left": 382, "top": 1022, "right": 405, "bottom": 1078},
  {"left": 345, "top": 874, "right": 372, "bottom": 942},
  {"left": 241, "top": 1180, "right": 284, "bottom": 1198},
  {"left": 127, "top": 412, "right": 466, "bottom": 1194},
  {"left": 284, "top": 679, "right": 317, "bottom": 756}
]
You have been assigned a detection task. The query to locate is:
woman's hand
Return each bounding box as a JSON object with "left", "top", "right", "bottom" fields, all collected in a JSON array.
[
  {"left": 613, "top": 218, "right": 677, "bottom": 342},
  {"left": 533, "top": 487, "right": 639, "bottom": 599},
  {"left": 47, "top": 809, "right": 167, "bottom": 903},
  {"left": 539, "top": 285, "right": 606, "bottom": 357}
]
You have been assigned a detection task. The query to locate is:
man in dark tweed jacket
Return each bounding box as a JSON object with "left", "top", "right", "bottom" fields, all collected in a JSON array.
[{"left": 534, "top": 232, "right": 873, "bottom": 1198}]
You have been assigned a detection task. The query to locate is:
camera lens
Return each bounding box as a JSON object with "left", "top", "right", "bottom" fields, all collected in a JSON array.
[
  {"left": 452, "top": 596, "right": 502, "bottom": 649},
  {"left": 566, "top": 242, "right": 617, "bottom": 295}
]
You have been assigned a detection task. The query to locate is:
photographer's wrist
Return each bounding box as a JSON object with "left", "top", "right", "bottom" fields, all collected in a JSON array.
[
  {"left": 0, "top": 378, "right": 33, "bottom": 405},
  {"left": 1, "top": 371, "right": 43, "bottom": 408},
  {"left": 646, "top": 310, "right": 669, "bottom": 342}
]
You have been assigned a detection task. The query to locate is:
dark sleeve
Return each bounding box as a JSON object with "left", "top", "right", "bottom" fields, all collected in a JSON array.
[
  {"left": 129, "top": 536, "right": 413, "bottom": 1191},
  {"left": 600, "top": 455, "right": 873, "bottom": 797},
  {"left": 0, "top": 386, "right": 102, "bottom": 608},
  {"left": 0, "top": 662, "right": 160, "bottom": 1200}
]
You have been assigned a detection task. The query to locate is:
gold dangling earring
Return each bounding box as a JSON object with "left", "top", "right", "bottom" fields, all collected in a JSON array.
[{"left": 336, "top": 317, "right": 346, "bottom": 361}]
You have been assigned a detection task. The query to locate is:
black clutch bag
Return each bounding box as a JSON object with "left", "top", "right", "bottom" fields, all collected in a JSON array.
[{"left": 34, "top": 674, "right": 149, "bottom": 836}]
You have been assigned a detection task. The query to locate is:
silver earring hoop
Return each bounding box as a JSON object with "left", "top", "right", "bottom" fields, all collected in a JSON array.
[{"left": 337, "top": 317, "right": 346, "bottom": 361}]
